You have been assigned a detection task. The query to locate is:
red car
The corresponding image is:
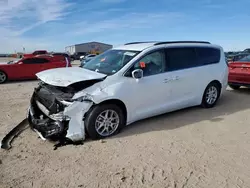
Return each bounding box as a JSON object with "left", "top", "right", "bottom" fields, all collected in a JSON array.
[
  {"left": 228, "top": 55, "right": 250, "bottom": 89},
  {"left": 23, "top": 50, "right": 48, "bottom": 58},
  {"left": 0, "top": 55, "right": 71, "bottom": 83}
]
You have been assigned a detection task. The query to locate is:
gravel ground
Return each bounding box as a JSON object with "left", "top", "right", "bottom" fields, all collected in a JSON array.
[{"left": 1, "top": 77, "right": 250, "bottom": 187}]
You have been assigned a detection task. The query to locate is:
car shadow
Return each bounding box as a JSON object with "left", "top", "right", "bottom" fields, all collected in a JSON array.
[
  {"left": 2, "top": 79, "right": 38, "bottom": 85},
  {"left": 230, "top": 87, "right": 250, "bottom": 94},
  {"left": 112, "top": 89, "right": 250, "bottom": 139}
]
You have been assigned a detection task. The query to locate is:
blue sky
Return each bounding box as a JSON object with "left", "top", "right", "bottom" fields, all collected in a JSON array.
[{"left": 1, "top": 0, "right": 250, "bottom": 53}]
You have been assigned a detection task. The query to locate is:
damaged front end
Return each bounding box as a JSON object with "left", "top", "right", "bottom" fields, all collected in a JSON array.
[{"left": 28, "top": 81, "right": 96, "bottom": 143}]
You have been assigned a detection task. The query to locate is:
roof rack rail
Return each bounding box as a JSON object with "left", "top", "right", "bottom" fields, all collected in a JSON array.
[
  {"left": 124, "top": 41, "right": 158, "bottom": 45},
  {"left": 154, "top": 41, "right": 210, "bottom": 45}
]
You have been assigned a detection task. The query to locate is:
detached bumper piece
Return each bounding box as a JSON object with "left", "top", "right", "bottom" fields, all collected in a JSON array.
[{"left": 1, "top": 118, "right": 29, "bottom": 150}]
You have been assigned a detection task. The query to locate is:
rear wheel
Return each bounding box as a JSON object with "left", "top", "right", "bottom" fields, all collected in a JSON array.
[
  {"left": 85, "top": 104, "right": 125, "bottom": 139},
  {"left": 201, "top": 82, "right": 221, "bottom": 108},
  {"left": 0, "top": 71, "right": 7, "bottom": 84},
  {"left": 228, "top": 84, "right": 240, "bottom": 90}
]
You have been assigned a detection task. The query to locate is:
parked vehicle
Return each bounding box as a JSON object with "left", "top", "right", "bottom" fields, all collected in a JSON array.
[
  {"left": 70, "top": 52, "right": 87, "bottom": 61},
  {"left": 23, "top": 50, "right": 48, "bottom": 58},
  {"left": 243, "top": 48, "right": 250, "bottom": 53},
  {"left": 0, "top": 55, "right": 71, "bottom": 83},
  {"left": 228, "top": 54, "right": 250, "bottom": 89},
  {"left": 51, "top": 52, "right": 71, "bottom": 63},
  {"left": 79, "top": 55, "right": 85, "bottom": 61},
  {"left": 79, "top": 54, "right": 97, "bottom": 67},
  {"left": 27, "top": 41, "right": 228, "bottom": 143},
  {"left": 80, "top": 54, "right": 97, "bottom": 61},
  {"left": 227, "top": 53, "right": 249, "bottom": 63}
]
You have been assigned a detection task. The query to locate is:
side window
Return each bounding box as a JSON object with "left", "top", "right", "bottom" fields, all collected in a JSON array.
[
  {"left": 126, "top": 50, "right": 166, "bottom": 77},
  {"left": 165, "top": 47, "right": 197, "bottom": 72},
  {"left": 22, "top": 58, "right": 49, "bottom": 64},
  {"left": 36, "top": 58, "right": 49, "bottom": 63},
  {"left": 196, "top": 47, "right": 220, "bottom": 65},
  {"left": 22, "top": 58, "right": 34, "bottom": 64}
]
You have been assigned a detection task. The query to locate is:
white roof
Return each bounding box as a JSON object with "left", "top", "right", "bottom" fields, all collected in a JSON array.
[
  {"left": 113, "top": 42, "right": 157, "bottom": 51},
  {"left": 113, "top": 41, "right": 218, "bottom": 51}
]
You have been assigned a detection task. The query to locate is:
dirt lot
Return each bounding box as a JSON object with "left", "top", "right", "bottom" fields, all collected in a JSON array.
[{"left": 1, "top": 80, "right": 250, "bottom": 188}]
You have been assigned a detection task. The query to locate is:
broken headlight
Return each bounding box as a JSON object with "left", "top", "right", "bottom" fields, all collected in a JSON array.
[{"left": 73, "top": 94, "right": 93, "bottom": 102}]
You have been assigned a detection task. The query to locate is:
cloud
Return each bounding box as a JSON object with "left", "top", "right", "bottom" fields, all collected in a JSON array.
[
  {"left": 74, "top": 12, "right": 184, "bottom": 35},
  {"left": 0, "top": 0, "right": 73, "bottom": 52}
]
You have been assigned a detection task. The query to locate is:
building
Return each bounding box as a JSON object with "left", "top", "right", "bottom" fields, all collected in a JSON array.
[{"left": 65, "top": 41, "right": 113, "bottom": 55}]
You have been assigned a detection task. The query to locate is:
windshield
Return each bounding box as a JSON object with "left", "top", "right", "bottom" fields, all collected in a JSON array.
[
  {"left": 7, "top": 60, "right": 19, "bottom": 64},
  {"left": 83, "top": 49, "right": 140, "bottom": 75},
  {"left": 238, "top": 55, "right": 250, "bottom": 62}
]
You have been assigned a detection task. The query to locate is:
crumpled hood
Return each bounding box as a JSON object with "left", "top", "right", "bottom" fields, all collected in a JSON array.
[{"left": 36, "top": 67, "right": 107, "bottom": 87}]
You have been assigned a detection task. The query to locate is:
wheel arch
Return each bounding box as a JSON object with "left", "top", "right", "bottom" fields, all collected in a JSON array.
[
  {"left": 96, "top": 99, "right": 128, "bottom": 123},
  {"left": 203, "top": 80, "right": 222, "bottom": 96},
  {"left": 209, "top": 80, "right": 222, "bottom": 89},
  {"left": 0, "top": 69, "right": 8, "bottom": 83},
  {"left": 0, "top": 69, "right": 7, "bottom": 75}
]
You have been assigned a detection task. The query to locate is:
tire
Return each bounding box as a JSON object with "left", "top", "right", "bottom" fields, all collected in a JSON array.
[
  {"left": 0, "top": 70, "right": 7, "bottom": 84},
  {"left": 85, "top": 104, "right": 125, "bottom": 139},
  {"left": 228, "top": 84, "right": 240, "bottom": 90},
  {"left": 201, "top": 82, "right": 221, "bottom": 108}
]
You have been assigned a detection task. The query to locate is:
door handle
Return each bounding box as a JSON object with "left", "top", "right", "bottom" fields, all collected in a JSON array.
[
  {"left": 164, "top": 78, "right": 170, "bottom": 83},
  {"left": 173, "top": 76, "right": 180, "bottom": 80},
  {"left": 164, "top": 76, "right": 180, "bottom": 83}
]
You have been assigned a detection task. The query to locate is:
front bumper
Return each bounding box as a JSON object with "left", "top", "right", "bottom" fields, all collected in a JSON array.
[
  {"left": 28, "top": 100, "right": 68, "bottom": 140},
  {"left": 28, "top": 92, "right": 93, "bottom": 142}
]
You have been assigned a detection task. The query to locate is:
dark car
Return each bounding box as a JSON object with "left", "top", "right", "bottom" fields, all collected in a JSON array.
[
  {"left": 227, "top": 53, "right": 250, "bottom": 63},
  {"left": 70, "top": 52, "right": 87, "bottom": 60}
]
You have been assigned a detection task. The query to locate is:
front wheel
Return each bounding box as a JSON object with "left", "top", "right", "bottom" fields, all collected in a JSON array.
[
  {"left": 85, "top": 104, "right": 125, "bottom": 139},
  {"left": 201, "top": 82, "right": 221, "bottom": 108},
  {"left": 0, "top": 71, "right": 7, "bottom": 84}
]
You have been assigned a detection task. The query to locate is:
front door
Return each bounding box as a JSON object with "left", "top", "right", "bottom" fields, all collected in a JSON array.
[
  {"left": 122, "top": 49, "right": 172, "bottom": 122},
  {"left": 22, "top": 58, "right": 48, "bottom": 78}
]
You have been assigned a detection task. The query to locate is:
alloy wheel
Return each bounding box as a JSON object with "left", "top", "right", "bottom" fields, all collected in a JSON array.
[
  {"left": 95, "top": 109, "right": 120, "bottom": 137},
  {"left": 206, "top": 86, "right": 218, "bottom": 105},
  {"left": 0, "top": 72, "right": 6, "bottom": 83}
]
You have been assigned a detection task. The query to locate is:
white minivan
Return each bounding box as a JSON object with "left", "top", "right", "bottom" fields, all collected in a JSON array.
[{"left": 28, "top": 41, "right": 228, "bottom": 142}]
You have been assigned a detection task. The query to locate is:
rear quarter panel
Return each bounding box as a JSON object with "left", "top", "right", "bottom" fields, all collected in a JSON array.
[
  {"left": 44, "top": 57, "right": 68, "bottom": 70},
  {"left": 201, "top": 47, "right": 228, "bottom": 95}
]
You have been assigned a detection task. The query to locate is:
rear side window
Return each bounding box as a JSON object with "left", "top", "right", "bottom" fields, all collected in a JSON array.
[
  {"left": 196, "top": 47, "right": 220, "bottom": 65},
  {"left": 165, "top": 47, "right": 197, "bottom": 71},
  {"left": 23, "top": 58, "right": 49, "bottom": 64}
]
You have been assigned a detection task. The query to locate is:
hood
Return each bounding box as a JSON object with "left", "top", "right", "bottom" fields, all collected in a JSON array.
[{"left": 36, "top": 67, "right": 107, "bottom": 87}]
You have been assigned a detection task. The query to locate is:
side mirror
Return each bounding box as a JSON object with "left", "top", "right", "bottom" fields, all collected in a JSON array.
[
  {"left": 132, "top": 69, "right": 143, "bottom": 79},
  {"left": 18, "top": 62, "right": 23, "bottom": 65}
]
